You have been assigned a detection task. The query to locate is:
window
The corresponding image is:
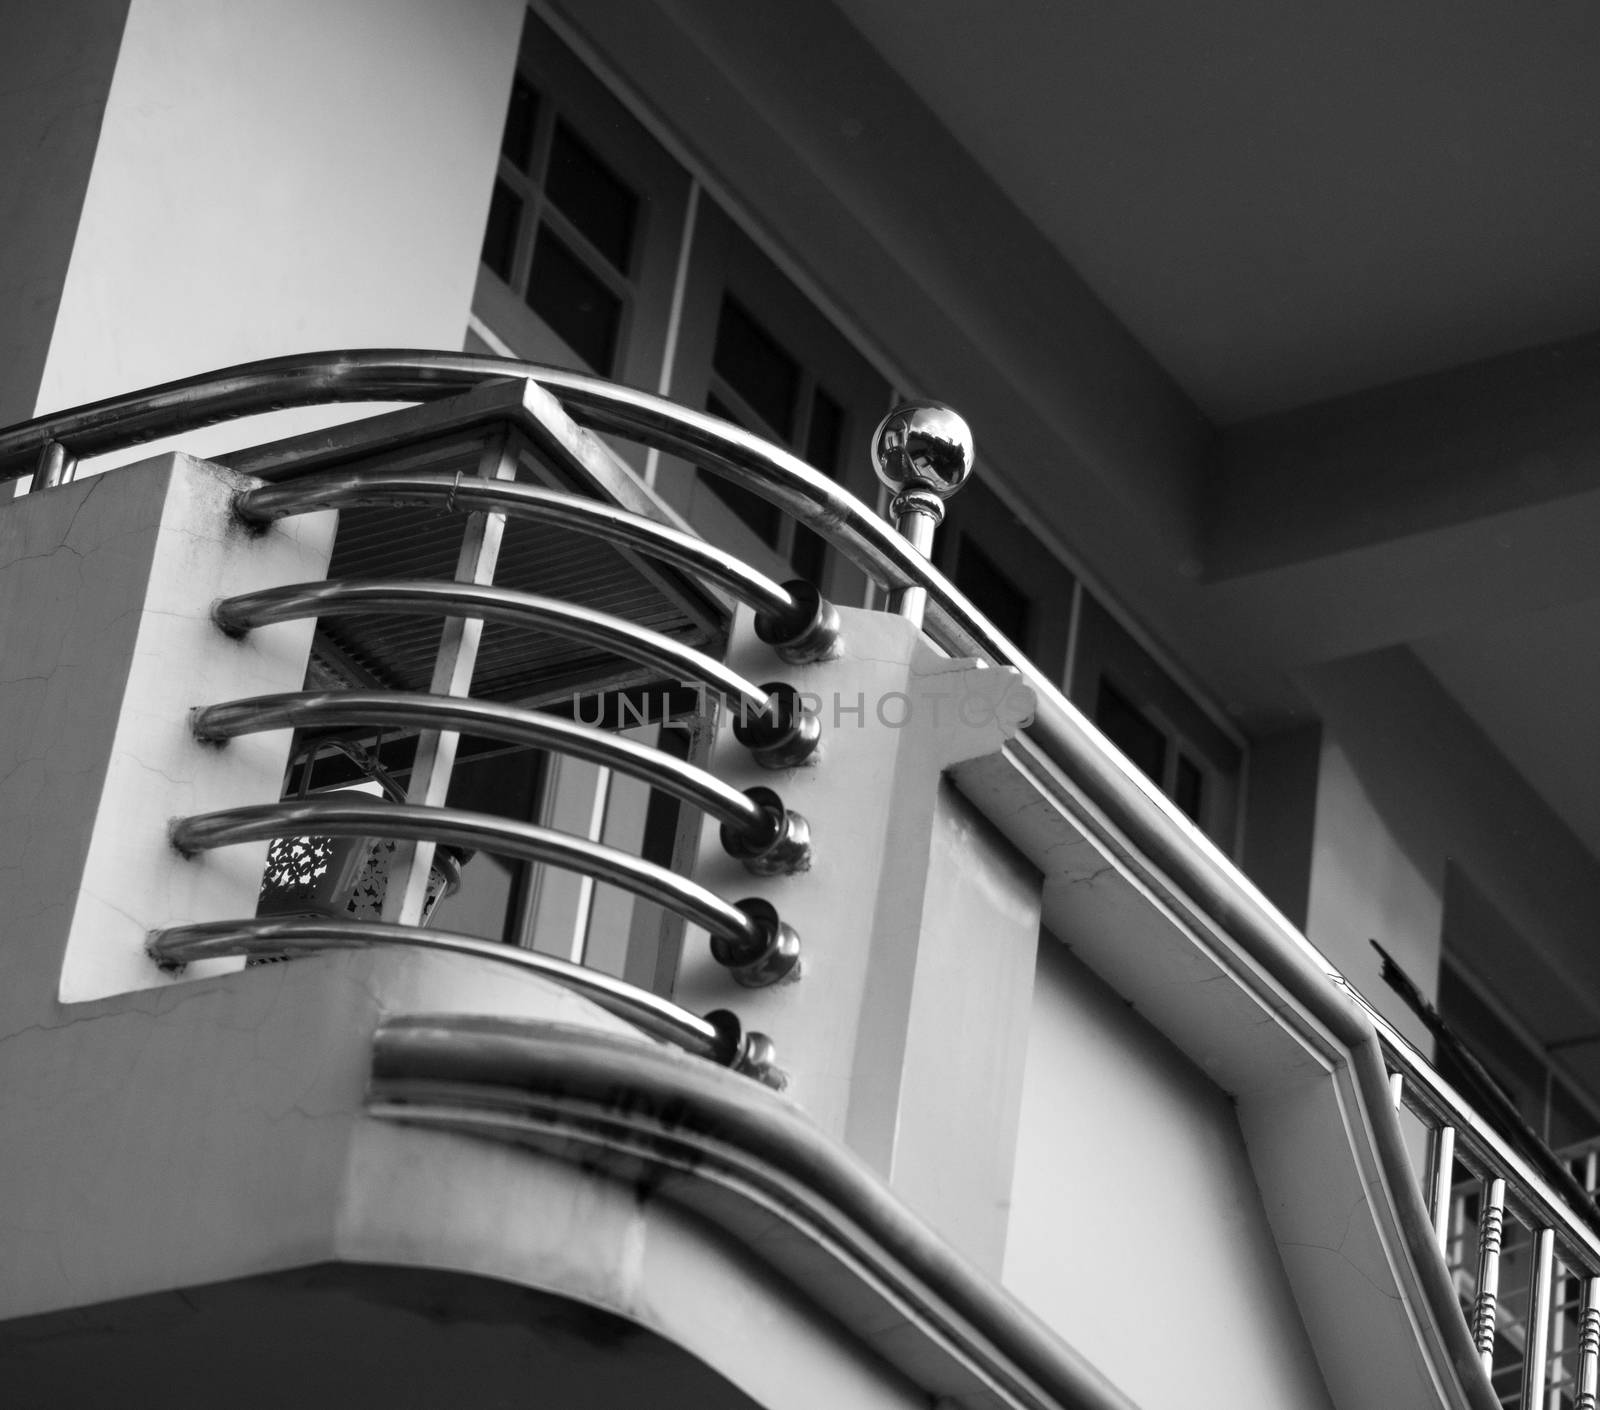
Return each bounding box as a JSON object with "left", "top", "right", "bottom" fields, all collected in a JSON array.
[
  {"left": 465, "top": 11, "right": 1250, "bottom": 969},
  {"left": 474, "top": 11, "right": 690, "bottom": 391},
  {"left": 932, "top": 477, "right": 1075, "bottom": 678},
  {"left": 658, "top": 198, "right": 891, "bottom": 604},
  {"left": 1070, "top": 592, "right": 1242, "bottom": 843}
]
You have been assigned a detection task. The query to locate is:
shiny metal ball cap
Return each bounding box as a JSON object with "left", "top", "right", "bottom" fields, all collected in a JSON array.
[{"left": 871, "top": 401, "right": 974, "bottom": 499}]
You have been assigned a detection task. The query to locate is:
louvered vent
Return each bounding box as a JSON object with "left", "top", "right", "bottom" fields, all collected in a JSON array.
[{"left": 300, "top": 427, "right": 727, "bottom": 707}]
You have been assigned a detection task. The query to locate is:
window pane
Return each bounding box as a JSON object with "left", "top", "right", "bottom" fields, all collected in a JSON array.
[
  {"left": 713, "top": 297, "right": 800, "bottom": 438},
  {"left": 527, "top": 227, "right": 622, "bottom": 373},
  {"left": 955, "top": 536, "right": 1032, "bottom": 648},
  {"left": 704, "top": 393, "right": 784, "bottom": 544},
  {"left": 805, "top": 387, "right": 845, "bottom": 474},
  {"left": 1097, "top": 678, "right": 1167, "bottom": 786},
  {"left": 1175, "top": 754, "right": 1204, "bottom": 823},
  {"left": 500, "top": 75, "right": 540, "bottom": 173},
  {"left": 546, "top": 120, "right": 639, "bottom": 274},
  {"left": 481, "top": 181, "right": 523, "bottom": 281}
]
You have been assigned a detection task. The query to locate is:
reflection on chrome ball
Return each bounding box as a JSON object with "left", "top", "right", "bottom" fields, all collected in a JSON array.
[{"left": 871, "top": 401, "right": 974, "bottom": 498}]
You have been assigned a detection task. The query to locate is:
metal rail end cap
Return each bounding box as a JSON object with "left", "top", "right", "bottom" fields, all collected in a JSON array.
[
  {"left": 732, "top": 682, "right": 821, "bottom": 768},
  {"left": 704, "top": 1008, "right": 787, "bottom": 1089},
  {"left": 755, "top": 579, "right": 842, "bottom": 664},
  {"left": 712, "top": 898, "right": 801, "bottom": 988},
  {"left": 721, "top": 787, "right": 812, "bottom": 876}
]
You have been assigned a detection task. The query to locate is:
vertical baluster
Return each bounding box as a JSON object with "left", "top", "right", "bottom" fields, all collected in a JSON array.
[
  {"left": 1473, "top": 1177, "right": 1507, "bottom": 1374},
  {"left": 1430, "top": 1124, "right": 1457, "bottom": 1251},
  {"left": 1523, "top": 1228, "right": 1555, "bottom": 1409},
  {"left": 1577, "top": 1276, "right": 1600, "bottom": 1410},
  {"left": 382, "top": 431, "right": 515, "bottom": 925},
  {"left": 1550, "top": 1264, "right": 1572, "bottom": 1410},
  {"left": 870, "top": 402, "right": 973, "bottom": 628},
  {"left": 1389, "top": 1071, "right": 1405, "bottom": 1108}
]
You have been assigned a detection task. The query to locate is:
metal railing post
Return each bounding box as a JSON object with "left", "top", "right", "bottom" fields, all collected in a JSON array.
[{"left": 871, "top": 401, "right": 973, "bottom": 628}]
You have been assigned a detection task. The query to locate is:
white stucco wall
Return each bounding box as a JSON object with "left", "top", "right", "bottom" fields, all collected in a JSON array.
[
  {"left": 31, "top": 0, "right": 523, "bottom": 460},
  {"left": 1003, "top": 938, "right": 1335, "bottom": 1410},
  {"left": 0, "top": 0, "right": 129, "bottom": 428}
]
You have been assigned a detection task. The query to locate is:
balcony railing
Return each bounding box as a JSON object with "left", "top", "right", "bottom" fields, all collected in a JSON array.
[{"left": 6, "top": 350, "right": 1600, "bottom": 1407}]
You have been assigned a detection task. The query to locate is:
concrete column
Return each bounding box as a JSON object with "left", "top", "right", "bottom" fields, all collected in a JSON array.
[
  {"left": 27, "top": 0, "right": 524, "bottom": 433},
  {"left": 676, "top": 607, "right": 1041, "bottom": 1270},
  {"left": 0, "top": 455, "right": 335, "bottom": 1020}
]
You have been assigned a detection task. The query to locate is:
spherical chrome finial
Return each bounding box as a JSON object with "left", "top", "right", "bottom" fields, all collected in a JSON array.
[{"left": 871, "top": 400, "right": 974, "bottom": 505}]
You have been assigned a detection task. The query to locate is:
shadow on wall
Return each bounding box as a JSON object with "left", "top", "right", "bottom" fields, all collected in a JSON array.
[{"left": 1294, "top": 646, "right": 1600, "bottom": 1054}]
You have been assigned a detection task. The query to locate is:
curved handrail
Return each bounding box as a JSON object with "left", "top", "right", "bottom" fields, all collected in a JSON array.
[
  {"left": 169, "top": 798, "right": 766, "bottom": 950},
  {"left": 0, "top": 352, "right": 1524, "bottom": 1399},
  {"left": 192, "top": 688, "right": 771, "bottom": 836},
  {"left": 233, "top": 470, "right": 800, "bottom": 625},
  {"left": 213, "top": 578, "right": 769, "bottom": 713},
  {"left": 0, "top": 353, "right": 1531, "bottom": 1094},
  {"left": 1371, "top": 998, "right": 1600, "bottom": 1267},
  {"left": 1, "top": 355, "right": 1546, "bottom": 1101},
  {"left": 144, "top": 916, "right": 782, "bottom": 1082}
]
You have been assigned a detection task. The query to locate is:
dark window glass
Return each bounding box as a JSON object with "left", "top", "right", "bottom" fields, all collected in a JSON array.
[
  {"left": 1097, "top": 678, "right": 1167, "bottom": 786},
  {"left": 1436, "top": 963, "right": 1599, "bottom": 1149},
  {"left": 545, "top": 120, "right": 639, "bottom": 274},
  {"left": 805, "top": 388, "right": 845, "bottom": 474},
  {"left": 500, "top": 75, "right": 540, "bottom": 172},
  {"left": 789, "top": 389, "right": 845, "bottom": 584},
  {"left": 481, "top": 181, "right": 522, "bottom": 281},
  {"left": 704, "top": 393, "right": 783, "bottom": 544},
  {"left": 713, "top": 298, "right": 799, "bottom": 438},
  {"left": 955, "top": 536, "right": 1032, "bottom": 648},
  {"left": 527, "top": 227, "right": 622, "bottom": 373},
  {"left": 1174, "top": 754, "right": 1204, "bottom": 823}
]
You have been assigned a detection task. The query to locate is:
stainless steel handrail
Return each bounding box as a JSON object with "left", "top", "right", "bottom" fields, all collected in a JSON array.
[
  {"left": 144, "top": 916, "right": 770, "bottom": 1072},
  {"left": 1363, "top": 994, "right": 1600, "bottom": 1405},
  {"left": 193, "top": 688, "right": 770, "bottom": 835},
  {"left": 233, "top": 471, "right": 800, "bottom": 624},
  {"left": 1375, "top": 1006, "right": 1600, "bottom": 1268},
  {"left": 212, "top": 578, "right": 769, "bottom": 714},
  {"left": 2, "top": 352, "right": 1559, "bottom": 1396},
  {"left": 169, "top": 798, "right": 765, "bottom": 949}
]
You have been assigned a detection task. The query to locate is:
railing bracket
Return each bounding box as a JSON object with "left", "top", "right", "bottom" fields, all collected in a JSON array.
[
  {"left": 721, "top": 787, "right": 811, "bottom": 876},
  {"left": 713, "top": 898, "right": 801, "bottom": 988},
  {"left": 754, "top": 578, "right": 842, "bottom": 664},
  {"left": 733, "top": 682, "right": 821, "bottom": 768}
]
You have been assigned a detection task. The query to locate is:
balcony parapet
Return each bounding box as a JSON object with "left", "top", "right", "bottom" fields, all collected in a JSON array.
[{"left": 1, "top": 350, "right": 1568, "bottom": 1408}]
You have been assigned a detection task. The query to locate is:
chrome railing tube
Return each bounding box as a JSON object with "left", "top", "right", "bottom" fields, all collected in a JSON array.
[
  {"left": 212, "top": 579, "right": 769, "bottom": 714},
  {"left": 1524, "top": 1227, "right": 1555, "bottom": 1409},
  {"left": 1472, "top": 1176, "right": 1507, "bottom": 1372},
  {"left": 232, "top": 471, "right": 837, "bottom": 657},
  {"left": 169, "top": 798, "right": 766, "bottom": 952},
  {"left": 192, "top": 689, "right": 767, "bottom": 835},
  {"left": 1429, "top": 1123, "right": 1457, "bottom": 1251},
  {"left": 144, "top": 916, "right": 789, "bottom": 1083},
  {"left": 1580, "top": 1278, "right": 1600, "bottom": 1410}
]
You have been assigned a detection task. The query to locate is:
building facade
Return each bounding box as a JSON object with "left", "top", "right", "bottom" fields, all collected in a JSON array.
[{"left": 5, "top": 2, "right": 1600, "bottom": 1406}]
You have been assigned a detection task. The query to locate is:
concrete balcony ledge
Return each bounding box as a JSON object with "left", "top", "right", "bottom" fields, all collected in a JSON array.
[
  {"left": 359, "top": 1013, "right": 1137, "bottom": 1410},
  {"left": 0, "top": 937, "right": 1131, "bottom": 1410}
]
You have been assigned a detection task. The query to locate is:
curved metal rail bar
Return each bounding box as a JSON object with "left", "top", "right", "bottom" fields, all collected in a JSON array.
[
  {"left": 234, "top": 471, "right": 799, "bottom": 625},
  {"left": 213, "top": 578, "right": 769, "bottom": 714},
  {"left": 193, "top": 688, "right": 769, "bottom": 836},
  {"left": 1369, "top": 1001, "right": 1600, "bottom": 1267},
  {"left": 0, "top": 349, "right": 1053, "bottom": 664},
  {"left": 0, "top": 350, "right": 1512, "bottom": 1400},
  {"left": 170, "top": 798, "right": 763, "bottom": 950},
  {"left": 148, "top": 916, "right": 733, "bottom": 1063}
]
